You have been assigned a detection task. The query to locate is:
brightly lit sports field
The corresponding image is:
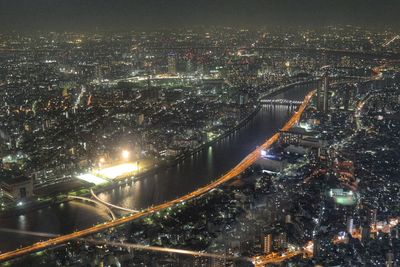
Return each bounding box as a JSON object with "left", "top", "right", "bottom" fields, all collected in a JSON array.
[{"left": 77, "top": 163, "right": 139, "bottom": 185}]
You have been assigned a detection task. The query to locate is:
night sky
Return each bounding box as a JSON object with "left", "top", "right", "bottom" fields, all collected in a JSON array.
[{"left": 0, "top": 0, "right": 399, "bottom": 32}]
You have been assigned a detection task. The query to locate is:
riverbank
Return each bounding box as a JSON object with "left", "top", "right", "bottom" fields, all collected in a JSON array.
[
  {"left": 0, "top": 90, "right": 317, "bottom": 262},
  {"left": 0, "top": 79, "right": 317, "bottom": 218},
  {"left": 0, "top": 97, "right": 262, "bottom": 217}
]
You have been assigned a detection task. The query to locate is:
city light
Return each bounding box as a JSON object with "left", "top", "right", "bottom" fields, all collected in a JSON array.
[
  {"left": 122, "top": 150, "right": 130, "bottom": 160},
  {"left": 77, "top": 173, "right": 108, "bottom": 185},
  {"left": 261, "top": 150, "right": 267, "bottom": 157},
  {"left": 77, "top": 163, "right": 139, "bottom": 185},
  {"left": 94, "top": 163, "right": 138, "bottom": 179}
]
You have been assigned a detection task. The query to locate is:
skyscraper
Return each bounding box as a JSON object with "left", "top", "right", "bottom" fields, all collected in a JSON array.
[{"left": 262, "top": 234, "right": 273, "bottom": 254}]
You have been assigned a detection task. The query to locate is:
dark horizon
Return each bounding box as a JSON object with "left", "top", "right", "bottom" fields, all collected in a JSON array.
[{"left": 0, "top": 0, "right": 399, "bottom": 32}]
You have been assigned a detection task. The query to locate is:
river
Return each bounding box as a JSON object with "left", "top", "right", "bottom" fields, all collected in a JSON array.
[{"left": 0, "top": 82, "right": 314, "bottom": 253}]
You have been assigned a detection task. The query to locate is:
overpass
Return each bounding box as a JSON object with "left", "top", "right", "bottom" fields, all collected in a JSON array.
[
  {"left": 0, "top": 226, "right": 314, "bottom": 266},
  {"left": 0, "top": 90, "right": 315, "bottom": 263},
  {"left": 0, "top": 228, "right": 252, "bottom": 263}
]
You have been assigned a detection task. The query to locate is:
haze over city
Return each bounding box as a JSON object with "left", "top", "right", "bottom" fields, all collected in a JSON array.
[{"left": 1, "top": 0, "right": 400, "bottom": 31}]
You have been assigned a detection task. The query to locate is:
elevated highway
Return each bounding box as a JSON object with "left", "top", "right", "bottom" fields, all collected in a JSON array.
[{"left": 0, "top": 90, "right": 315, "bottom": 263}]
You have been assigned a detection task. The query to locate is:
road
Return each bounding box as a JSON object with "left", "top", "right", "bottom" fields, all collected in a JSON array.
[
  {"left": 253, "top": 251, "right": 302, "bottom": 267},
  {"left": 252, "top": 240, "right": 314, "bottom": 266},
  {"left": 0, "top": 90, "right": 315, "bottom": 263}
]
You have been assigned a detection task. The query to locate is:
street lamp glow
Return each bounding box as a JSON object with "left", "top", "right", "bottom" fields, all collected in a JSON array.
[{"left": 122, "top": 150, "right": 130, "bottom": 160}]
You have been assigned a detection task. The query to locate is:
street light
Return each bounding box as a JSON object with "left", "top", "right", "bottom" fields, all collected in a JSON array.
[
  {"left": 122, "top": 150, "right": 130, "bottom": 160},
  {"left": 98, "top": 157, "right": 106, "bottom": 167}
]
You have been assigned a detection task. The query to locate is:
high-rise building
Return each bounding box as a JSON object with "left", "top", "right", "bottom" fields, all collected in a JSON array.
[
  {"left": 322, "top": 73, "right": 329, "bottom": 113},
  {"left": 285, "top": 214, "right": 292, "bottom": 224},
  {"left": 347, "top": 218, "right": 354, "bottom": 234},
  {"left": 370, "top": 208, "right": 378, "bottom": 226},
  {"left": 316, "top": 79, "right": 321, "bottom": 110},
  {"left": 238, "top": 92, "right": 249, "bottom": 106},
  {"left": 262, "top": 234, "right": 273, "bottom": 254},
  {"left": 316, "top": 71, "right": 329, "bottom": 112},
  {"left": 274, "top": 232, "right": 287, "bottom": 250},
  {"left": 361, "top": 225, "right": 371, "bottom": 244},
  {"left": 313, "top": 236, "right": 322, "bottom": 259},
  {"left": 168, "top": 53, "right": 177, "bottom": 74}
]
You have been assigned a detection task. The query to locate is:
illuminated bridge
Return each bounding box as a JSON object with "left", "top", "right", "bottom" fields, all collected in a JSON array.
[
  {"left": 0, "top": 90, "right": 315, "bottom": 263},
  {"left": 90, "top": 189, "right": 139, "bottom": 213},
  {"left": 68, "top": 196, "right": 116, "bottom": 220},
  {"left": 260, "top": 99, "right": 303, "bottom": 106}
]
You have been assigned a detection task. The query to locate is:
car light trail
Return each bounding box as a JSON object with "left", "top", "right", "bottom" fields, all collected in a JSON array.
[
  {"left": 0, "top": 228, "right": 248, "bottom": 262},
  {"left": 82, "top": 238, "right": 250, "bottom": 261}
]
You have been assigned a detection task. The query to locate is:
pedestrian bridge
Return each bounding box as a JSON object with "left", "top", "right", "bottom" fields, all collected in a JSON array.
[
  {"left": 68, "top": 195, "right": 116, "bottom": 220},
  {"left": 90, "top": 189, "right": 139, "bottom": 213}
]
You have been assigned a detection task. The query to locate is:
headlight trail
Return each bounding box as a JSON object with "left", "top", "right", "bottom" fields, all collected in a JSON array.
[{"left": 0, "top": 228, "right": 250, "bottom": 262}]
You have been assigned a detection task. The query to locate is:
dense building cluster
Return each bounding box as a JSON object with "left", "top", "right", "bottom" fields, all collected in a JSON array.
[{"left": 1, "top": 26, "right": 400, "bottom": 266}]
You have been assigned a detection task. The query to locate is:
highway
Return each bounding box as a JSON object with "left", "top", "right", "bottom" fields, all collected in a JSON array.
[
  {"left": 83, "top": 239, "right": 251, "bottom": 262},
  {"left": 0, "top": 90, "right": 315, "bottom": 263},
  {"left": 252, "top": 240, "right": 314, "bottom": 266},
  {"left": 0, "top": 228, "right": 250, "bottom": 262},
  {"left": 253, "top": 251, "right": 302, "bottom": 267}
]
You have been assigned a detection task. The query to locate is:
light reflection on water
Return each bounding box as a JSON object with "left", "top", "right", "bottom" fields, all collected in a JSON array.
[{"left": 0, "top": 83, "right": 312, "bottom": 252}]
